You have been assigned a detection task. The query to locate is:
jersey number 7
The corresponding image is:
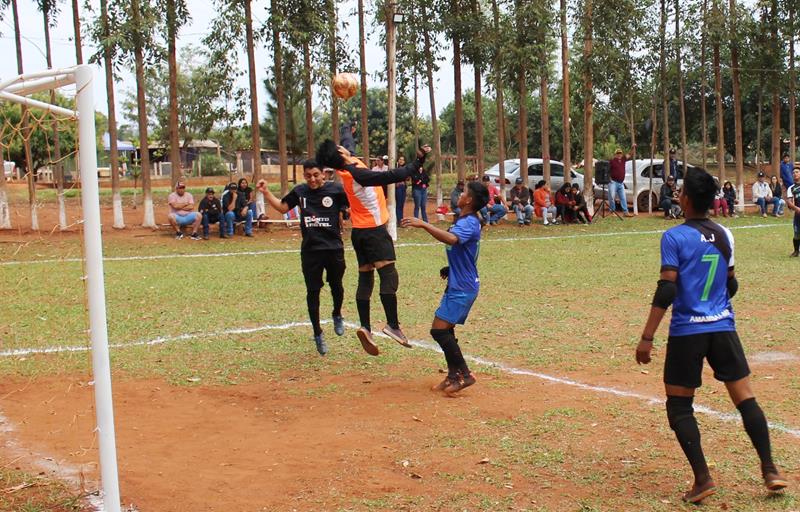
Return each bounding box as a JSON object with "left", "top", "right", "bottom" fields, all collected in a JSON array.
[{"left": 700, "top": 253, "right": 720, "bottom": 302}]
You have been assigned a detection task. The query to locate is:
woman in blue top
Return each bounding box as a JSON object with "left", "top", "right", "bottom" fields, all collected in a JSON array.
[{"left": 402, "top": 181, "right": 489, "bottom": 395}]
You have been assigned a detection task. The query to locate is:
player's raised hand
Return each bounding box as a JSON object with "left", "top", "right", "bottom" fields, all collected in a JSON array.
[
  {"left": 401, "top": 216, "right": 424, "bottom": 228},
  {"left": 635, "top": 339, "right": 653, "bottom": 365},
  {"left": 337, "top": 145, "right": 352, "bottom": 158},
  {"left": 256, "top": 179, "right": 267, "bottom": 192},
  {"left": 416, "top": 145, "right": 432, "bottom": 160}
]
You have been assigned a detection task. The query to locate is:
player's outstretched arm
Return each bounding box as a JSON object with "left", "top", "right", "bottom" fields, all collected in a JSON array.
[
  {"left": 256, "top": 180, "right": 290, "bottom": 214},
  {"left": 636, "top": 269, "right": 677, "bottom": 365},
  {"left": 346, "top": 146, "right": 432, "bottom": 186},
  {"left": 401, "top": 216, "right": 458, "bottom": 245}
]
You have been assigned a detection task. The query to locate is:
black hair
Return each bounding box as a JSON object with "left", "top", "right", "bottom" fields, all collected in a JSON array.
[
  {"left": 534, "top": 179, "right": 546, "bottom": 190},
  {"left": 723, "top": 180, "right": 733, "bottom": 189},
  {"left": 303, "top": 159, "right": 320, "bottom": 170},
  {"left": 481, "top": 174, "right": 490, "bottom": 181},
  {"left": 571, "top": 183, "right": 580, "bottom": 190},
  {"left": 682, "top": 167, "right": 716, "bottom": 212},
  {"left": 315, "top": 139, "right": 346, "bottom": 169},
  {"left": 237, "top": 177, "right": 248, "bottom": 189},
  {"left": 467, "top": 181, "right": 490, "bottom": 212},
  {"left": 558, "top": 182, "right": 571, "bottom": 194}
]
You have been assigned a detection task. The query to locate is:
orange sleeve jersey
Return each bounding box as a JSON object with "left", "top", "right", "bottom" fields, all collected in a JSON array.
[{"left": 337, "top": 165, "right": 389, "bottom": 229}]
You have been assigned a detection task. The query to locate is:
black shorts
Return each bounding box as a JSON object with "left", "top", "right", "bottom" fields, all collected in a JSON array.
[
  {"left": 351, "top": 225, "right": 396, "bottom": 267},
  {"left": 300, "top": 249, "right": 346, "bottom": 292},
  {"left": 663, "top": 331, "right": 751, "bottom": 388}
]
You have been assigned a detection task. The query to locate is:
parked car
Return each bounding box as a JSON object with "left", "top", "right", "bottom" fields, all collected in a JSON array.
[
  {"left": 592, "top": 159, "right": 713, "bottom": 212},
  {"left": 483, "top": 159, "right": 584, "bottom": 198}
]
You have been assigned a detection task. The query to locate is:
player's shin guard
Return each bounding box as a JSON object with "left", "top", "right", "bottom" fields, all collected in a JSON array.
[
  {"left": 356, "top": 270, "right": 374, "bottom": 331},
  {"left": 737, "top": 397, "right": 776, "bottom": 473},
  {"left": 306, "top": 289, "right": 322, "bottom": 336},
  {"left": 430, "top": 328, "right": 470, "bottom": 379},
  {"left": 377, "top": 264, "right": 400, "bottom": 329},
  {"left": 666, "top": 396, "right": 711, "bottom": 483}
]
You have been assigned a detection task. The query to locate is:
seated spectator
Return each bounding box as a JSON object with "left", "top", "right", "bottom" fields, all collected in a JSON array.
[
  {"left": 222, "top": 181, "right": 254, "bottom": 237},
  {"left": 237, "top": 178, "right": 259, "bottom": 219},
  {"left": 198, "top": 187, "right": 225, "bottom": 239},
  {"left": 554, "top": 183, "right": 576, "bottom": 223},
  {"left": 752, "top": 171, "right": 779, "bottom": 218},
  {"left": 659, "top": 175, "right": 681, "bottom": 219},
  {"left": 769, "top": 175, "right": 786, "bottom": 216},
  {"left": 712, "top": 182, "right": 729, "bottom": 217},
  {"left": 450, "top": 180, "right": 465, "bottom": 216},
  {"left": 570, "top": 183, "right": 592, "bottom": 224},
  {"left": 167, "top": 181, "right": 201, "bottom": 240},
  {"left": 723, "top": 180, "right": 737, "bottom": 216},
  {"left": 509, "top": 177, "right": 533, "bottom": 225},
  {"left": 533, "top": 180, "right": 558, "bottom": 225},
  {"left": 479, "top": 174, "right": 507, "bottom": 225}
]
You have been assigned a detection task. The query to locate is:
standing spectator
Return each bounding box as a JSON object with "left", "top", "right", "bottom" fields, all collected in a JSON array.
[
  {"left": 660, "top": 175, "right": 681, "bottom": 219},
  {"left": 780, "top": 153, "right": 794, "bottom": 189},
  {"left": 533, "top": 180, "right": 558, "bottom": 225},
  {"left": 787, "top": 168, "right": 800, "bottom": 257},
  {"left": 372, "top": 155, "right": 389, "bottom": 172},
  {"left": 450, "top": 180, "right": 465, "bottom": 216},
  {"left": 723, "top": 181, "right": 737, "bottom": 216},
  {"left": 554, "top": 183, "right": 576, "bottom": 223},
  {"left": 570, "top": 183, "right": 592, "bottom": 224},
  {"left": 712, "top": 182, "right": 729, "bottom": 218},
  {"left": 167, "top": 181, "right": 201, "bottom": 240},
  {"left": 222, "top": 181, "right": 254, "bottom": 237},
  {"left": 411, "top": 159, "right": 430, "bottom": 222},
  {"left": 509, "top": 177, "right": 533, "bottom": 225},
  {"left": 769, "top": 175, "right": 785, "bottom": 216},
  {"left": 608, "top": 147, "right": 634, "bottom": 217},
  {"left": 339, "top": 122, "right": 357, "bottom": 155},
  {"left": 479, "top": 175, "right": 507, "bottom": 225},
  {"left": 198, "top": 187, "right": 225, "bottom": 239},
  {"left": 668, "top": 148, "right": 679, "bottom": 179},
  {"left": 752, "top": 171, "right": 779, "bottom": 218},
  {"left": 395, "top": 155, "right": 409, "bottom": 222}
]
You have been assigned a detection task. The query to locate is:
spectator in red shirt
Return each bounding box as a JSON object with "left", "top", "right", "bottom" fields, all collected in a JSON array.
[
  {"left": 479, "top": 175, "right": 507, "bottom": 225},
  {"left": 608, "top": 147, "right": 635, "bottom": 217}
]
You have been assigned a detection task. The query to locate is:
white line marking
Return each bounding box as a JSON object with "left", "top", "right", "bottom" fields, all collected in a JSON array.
[
  {"left": 4, "top": 319, "right": 798, "bottom": 438},
  {"left": 0, "top": 223, "right": 784, "bottom": 267}
]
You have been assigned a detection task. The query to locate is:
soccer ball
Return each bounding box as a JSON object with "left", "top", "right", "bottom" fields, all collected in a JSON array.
[{"left": 332, "top": 72, "right": 359, "bottom": 100}]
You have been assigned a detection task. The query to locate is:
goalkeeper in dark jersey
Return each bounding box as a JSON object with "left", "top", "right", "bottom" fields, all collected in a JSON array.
[{"left": 636, "top": 168, "right": 787, "bottom": 503}]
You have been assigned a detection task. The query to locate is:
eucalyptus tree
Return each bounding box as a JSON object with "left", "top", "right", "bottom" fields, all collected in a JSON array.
[
  {"left": 161, "top": 0, "right": 189, "bottom": 184},
  {"left": 729, "top": 0, "right": 745, "bottom": 203},
  {"left": 460, "top": 0, "right": 491, "bottom": 173},
  {"left": 71, "top": 0, "right": 82, "bottom": 63},
  {"left": 710, "top": 0, "right": 726, "bottom": 181},
  {"left": 768, "top": 0, "right": 782, "bottom": 176},
  {"left": 674, "top": 0, "right": 688, "bottom": 177},
  {"left": 560, "top": 0, "right": 571, "bottom": 176},
  {"left": 786, "top": 0, "right": 797, "bottom": 164},
  {"left": 270, "top": 0, "right": 289, "bottom": 195},
  {"left": 578, "top": 0, "right": 595, "bottom": 205}
]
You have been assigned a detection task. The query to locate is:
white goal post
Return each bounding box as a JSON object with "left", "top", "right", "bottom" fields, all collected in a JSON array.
[{"left": 0, "top": 65, "right": 121, "bottom": 512}]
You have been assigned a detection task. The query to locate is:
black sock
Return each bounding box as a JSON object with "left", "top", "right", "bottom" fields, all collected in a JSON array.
[
  {"left": 794, "top": 238, "right": 800, "bottom": 252},
  {"left": 737, "top": 398, "right": 775, "bottom": 473},
  {"left": 666, "top": 396, "right": 710, "bottom": 484},
  {"left": 306, "top": 289, "right": 322, "bottom": 336},
  {"left": 330, "top": 283, "right": 344, "bottom": 318},
  {"left": 430, "top": 328, "right": 470, "bottom": 379},
  {"left": 356, "top": 300, "right": 371, "bottom": 331},
  {"left": 380, "top": 294, "right": 399, "bottom": 329}
]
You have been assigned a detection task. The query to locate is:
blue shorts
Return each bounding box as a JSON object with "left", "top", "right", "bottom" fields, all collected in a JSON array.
[
  {"left": 174, "top": 212, "right": 199, "bottom": 227},
  {"left": 435, "top": 288, "right": 478, "bottom": 325}
]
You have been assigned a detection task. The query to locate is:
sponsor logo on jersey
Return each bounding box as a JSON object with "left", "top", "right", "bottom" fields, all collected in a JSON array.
[{"left": 304, "top": 215, "right": 332, "bottom": 228}]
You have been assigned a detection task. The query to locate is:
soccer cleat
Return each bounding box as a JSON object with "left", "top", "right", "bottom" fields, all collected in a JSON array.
[
  {"left": 313, "top": 334, "right": 328, "bottom": 356},
  {"left": 682, "top": 480, "right": 716, "bottom": 504},
  {"left": 332, "top": 315, "right": 345, "bottom": 336},
  {"left": 356, "top": 327, "right": 379, "bottom": 356},
  {"left": 382, "top": 325, "right": 412, "bottom": 348},
  {"left": 431, "top": 376, "right": 458, "bottom": 392},
  {"left": 790, "top": 251, "right": 799, "bottom": 258},
  {"left": 444, "top": 373, "right": 477, "bottom": 395},
  {"left": 189, "top": 232, "right": 201, "bottom": 240},
  {"left": 763, "top": 469, "right": 789, "bottom": 492},
  {"left": 175, "top": 232, "right": 184, "bottom": 240}
]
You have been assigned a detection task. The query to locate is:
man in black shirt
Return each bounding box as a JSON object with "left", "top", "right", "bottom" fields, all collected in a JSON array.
[
  {"left": 257, "top": 160, "right": 349, "bottom": 356},
  {"left": 198, "top": 187, "right": 225, "bottom": 239}
]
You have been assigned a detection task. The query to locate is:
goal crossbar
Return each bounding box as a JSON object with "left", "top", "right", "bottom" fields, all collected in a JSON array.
[{"left": 0, "top": 65, "right": 121, "bottom": 512}]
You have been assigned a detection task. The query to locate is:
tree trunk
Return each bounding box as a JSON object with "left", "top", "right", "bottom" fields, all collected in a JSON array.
[
  {"left": 358, "top": 0, "right": 369, "bottom": 162},
  {"left": 42, "top": 3, "right": 67, "bottom": 230},
  {"left": 516, "top": 0, "right": 527, "bottom": 192},
  {"left": 100, "top": 0, "right": 123, "bottom": 228},
  {"left": 244, "top": 0, "right": 261, "bottom": 181},
  {"left": 770, "top": 0, "right": 781, "bottom": 177},
  {"left": 386, "top": 1, "right": 397, "bottom": 238},
  {"left": 472, "top": 0, "right": 484, "bottom": 176},
  {"left": 700, "top": 0, "right": 708, "bottom": 172},
  {"left": 423, "top": 5, "right": 444, "bottom": 210},
  {"left": 491, "top": 0, "right": 506, "bottom": 201},
  {"left": 329, "top": 0, "right": 339, "bottom": 144},
  {"left": 541, "top": 74, "right": 551, "bottom": 187},
  {"left": 660, "top": 0, "right": 670, "bottom": 157},
  {"left": 132, "top": 0, "right": 155, "bottom": 227},
  {"left": 790, "top": 6, "right": 797, "bottom": 166},
  {"left": 413, "top": 74, "right": 420, "bottom": 150},
  {"left": 453, "top": 31, "right": 466, "bottom": 182},
  {"left": 272, "top": 0, "right": 289, "bottom": 197},
  {"left": 756, "top": 81, "right": 763, "bottom": 168},
  {"left": 303, "top": 41, "right": 314, "bottom": 158},
  {"left": 582, "top": 0, "right": 594, "bottom": 209},
  {"left": 729, "top": 0, "right": 745, "bottom": 209},
  {"left": 11, "top": 0, "right": 36, "bottom": 230},
  {"left": 71, "top": 0, "right": 83, "bottom": 63},
  {"left": 167, "top": 0, "right": 182, "bottom": 185},
  {"left": 675, "top": 0, "right": 688, "bottom": 175},
  {"left": 648, "top": 95, "right": 658, "bottom": 212},
  {"left": 713, "top": 24, "right": 725, "bottom": 182},
  {"left": 560, "top": 0, "right": 571, "bottom": 182}
]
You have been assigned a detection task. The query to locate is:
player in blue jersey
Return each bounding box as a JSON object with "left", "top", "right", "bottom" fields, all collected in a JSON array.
[
  {"left": 636, "top": 168, "right": 787, "bottom": 503},
  {"left": 401, "top": 181, "right": 489, "bottom": 395},
  {"left": 787, "top": 167, "right": 800, "bottom": 257}
]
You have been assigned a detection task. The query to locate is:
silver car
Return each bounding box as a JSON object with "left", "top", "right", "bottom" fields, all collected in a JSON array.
[
  {"left": 483, "top": 158, "right": 585, "bottom": 198},
  {"left": 592, "top": 159, "right": 710, "bottom": 211}
]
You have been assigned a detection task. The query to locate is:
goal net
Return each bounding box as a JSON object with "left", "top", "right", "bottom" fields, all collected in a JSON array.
[{"left": 0, "top": 65, "right": 121, "bottom": 512}]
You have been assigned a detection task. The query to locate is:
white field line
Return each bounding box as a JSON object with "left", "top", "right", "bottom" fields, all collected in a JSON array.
[
  {"left": 2, "top": 319, "right": 798, "bottom": 439},
  {"left": 0, "top": 223, "right": 784, "bottom": 267}
]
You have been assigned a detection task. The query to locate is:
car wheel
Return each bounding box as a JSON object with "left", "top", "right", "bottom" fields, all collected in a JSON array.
[{"left": 637, "top": 191, "right": 658, "bottom": 213}]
